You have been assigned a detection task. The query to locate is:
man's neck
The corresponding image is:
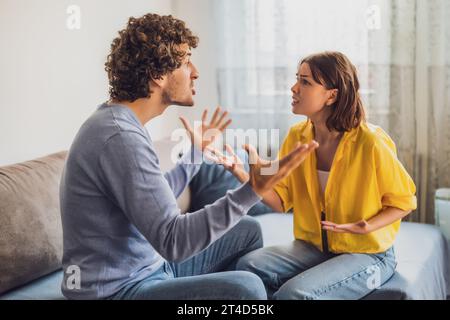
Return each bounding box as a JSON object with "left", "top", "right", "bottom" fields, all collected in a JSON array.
[{"left": 111, "top": 96, "right": 169, "bottom": 126}]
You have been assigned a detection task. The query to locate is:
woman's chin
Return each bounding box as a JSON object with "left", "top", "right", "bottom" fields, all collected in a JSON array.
[{"left": 291, "top": 106, "right": 304, "bottom": 115}]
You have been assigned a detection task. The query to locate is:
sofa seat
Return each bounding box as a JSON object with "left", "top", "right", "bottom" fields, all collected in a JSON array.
[{"left": 1, "top": 213, "right": 448, "bottom": 300}]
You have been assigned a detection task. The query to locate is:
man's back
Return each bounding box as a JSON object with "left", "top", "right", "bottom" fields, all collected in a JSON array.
[{"left": 60, "top": 103, "right": 165, "bottom": 299}]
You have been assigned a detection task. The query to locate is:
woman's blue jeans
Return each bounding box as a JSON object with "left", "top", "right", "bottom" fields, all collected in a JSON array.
[{"left": 236, "top": 239, "right": 397, "bottom": 300}]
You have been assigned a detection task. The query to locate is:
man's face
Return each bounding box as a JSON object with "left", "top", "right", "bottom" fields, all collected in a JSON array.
[{"left": 162, "top": 44, "right": 199, "bottom": 107}]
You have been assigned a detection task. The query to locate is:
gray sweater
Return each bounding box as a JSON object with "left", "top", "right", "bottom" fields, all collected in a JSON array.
[{"left": 60, "top": 103, "right": 261, "bottom": 299}]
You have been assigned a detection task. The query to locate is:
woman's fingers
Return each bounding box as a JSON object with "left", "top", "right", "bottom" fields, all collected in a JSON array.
[
  {"left": 322, "top": 225, "right": 346, "bottom": 233},
  {"left": 320, "top": 221, "right": 337, "bottom": 227}
]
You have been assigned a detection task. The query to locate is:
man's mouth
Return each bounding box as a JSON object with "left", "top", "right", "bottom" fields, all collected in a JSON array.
[{"left": 191, "top": 87, "right": 196, "bottom": 95}]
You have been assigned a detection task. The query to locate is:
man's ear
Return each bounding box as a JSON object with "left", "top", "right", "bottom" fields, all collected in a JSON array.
[
  {"left": 326, "top": 89, "right": 338, "bottom": 106},
  {"left": 151, "top": 75, "right": 167, "bottom": 89}
]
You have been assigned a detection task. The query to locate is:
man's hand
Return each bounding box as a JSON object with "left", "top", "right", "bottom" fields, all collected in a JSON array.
[
  {"left": 321, "top": 220, "right": 372, "bottom": 235},
  {"left": 204, "top": 144, "right": 249, "bottom": 183},
  {"left": 179, "top": 107, "right": 232, "bottom": 152},
  {"left": 244, "top": 141, "right": 319, "bottom": 197}
]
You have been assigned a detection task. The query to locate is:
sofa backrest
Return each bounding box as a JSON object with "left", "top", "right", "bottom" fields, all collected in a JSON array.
[
  {"left": 0, "top": 137, "right": 191, "bottom": 294},
  {"left": 0, "top": 152, "right": 67, "bottom": 294}
]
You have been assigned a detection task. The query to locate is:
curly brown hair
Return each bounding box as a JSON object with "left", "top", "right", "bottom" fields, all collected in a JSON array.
[
  {"left": 301, "top": 51, "right": 366, "bottom": 132},
  {"left": 105, "top": 13, "right": 199, "bottom": 102}
]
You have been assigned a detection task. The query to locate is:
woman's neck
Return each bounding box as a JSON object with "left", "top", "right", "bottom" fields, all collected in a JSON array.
[{"left": 310, "top": 116, "right": 342, "bottom": 145}]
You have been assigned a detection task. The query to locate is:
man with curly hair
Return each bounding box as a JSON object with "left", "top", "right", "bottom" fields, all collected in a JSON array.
[{"left": 60, "top": 13, "right": 317, "bottom": 300}]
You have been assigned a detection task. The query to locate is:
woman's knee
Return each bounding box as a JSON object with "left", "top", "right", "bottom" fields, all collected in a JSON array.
[
  {"left": 273, "top": 281, "right": 316, "bottom": 300},
  {"left": 235, "top": 249, "right": 264, "bottom": 272}
]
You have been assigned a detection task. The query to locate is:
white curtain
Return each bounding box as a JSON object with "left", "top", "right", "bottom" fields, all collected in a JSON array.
[{"left": 213, "top": 0, "right": 450, "bottom": 223}]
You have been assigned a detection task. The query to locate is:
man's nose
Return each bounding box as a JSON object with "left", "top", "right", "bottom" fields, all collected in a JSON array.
[{"left": 191, "top": 63, "right": 199, "bottom": 80}]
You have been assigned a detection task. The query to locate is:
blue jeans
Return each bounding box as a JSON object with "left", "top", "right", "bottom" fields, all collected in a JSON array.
[
  {"left": 236, "top": 239, "right": 397, "bottom": 300},
  {"left": 110, "top": 216, "right": 267, "bottom": 300}
]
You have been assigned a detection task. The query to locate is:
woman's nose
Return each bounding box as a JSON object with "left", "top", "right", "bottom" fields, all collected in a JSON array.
[{"left": 291, "top": 83, "right": 299, "bottom": 94}]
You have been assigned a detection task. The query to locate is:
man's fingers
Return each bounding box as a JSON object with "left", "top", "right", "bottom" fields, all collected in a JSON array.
[
  {"left": 279, "top": 141, "right": 318, "bottom": 171},
  {"left": 224, "top": 144, "right": 235, "bottom": 156},
  {"left": 215, "top": 110, "right": 229, "bottom": 127},
  {"left": 179, "top": 117, "right": 194, "bottom": 135},
  {"left": 243, "top": 144, "right": 259, "bottom": 166},
  {"left": 278, "top": 143, "right": 308, "bottom": 168},
  {"left": 201, "top": 109, "right": 208, "bottom": 122},
  {"left": 271, "top": 141, "right": 318, "bottom": 181},
  {"left": 218, "top": 119, "right": 232, "bottom": 131},
  {"left": 209, "top": 107, "right": 221, "bottom": 125}
]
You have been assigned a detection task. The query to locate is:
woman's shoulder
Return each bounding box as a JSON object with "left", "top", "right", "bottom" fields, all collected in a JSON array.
[
  {"left": 356, "top": 122, "right": 396, "bottom": 153},
  {"left": 287, "top": 119, "right": 311, "bottom": 137}
]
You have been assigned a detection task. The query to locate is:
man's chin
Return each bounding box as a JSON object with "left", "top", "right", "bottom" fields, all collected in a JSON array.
[{"left": 172, "top": 99, "right": 195, "bottom": 107}]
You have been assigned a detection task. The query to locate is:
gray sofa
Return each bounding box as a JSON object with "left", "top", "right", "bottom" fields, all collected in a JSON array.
[{"left": 1, "top": 139, "right": 449, "bottom": 300}]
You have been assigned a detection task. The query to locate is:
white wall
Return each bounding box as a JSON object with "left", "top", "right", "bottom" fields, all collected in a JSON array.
[
  {"left": 0, "top": 0, "right": 175, "bottom": 165},
  {"left": 172, "top": 0, "right": 220, "bottom": 126}
]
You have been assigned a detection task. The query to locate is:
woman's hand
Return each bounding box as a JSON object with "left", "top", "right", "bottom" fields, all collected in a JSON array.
[
  {"left": 321, "top": 220, "right": 372, "bottom": 235},
  {"left": 179, "top": 107, "right": 232, "bottom": 152},
  {"left": 321, "top": 207, "right": 412, "bottom": 235}
]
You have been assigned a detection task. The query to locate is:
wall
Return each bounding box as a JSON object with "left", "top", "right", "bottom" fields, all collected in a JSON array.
[
  {"left": 0, "top": 0, "right": 175, "bottom": 165},
  {"left": 172, "top": 0, "right": 220, "bottom": 128}
]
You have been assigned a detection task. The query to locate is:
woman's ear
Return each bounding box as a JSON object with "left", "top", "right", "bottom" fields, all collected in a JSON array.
[{"left": 326, "top": 89, "right": 338, "bottom": 106}]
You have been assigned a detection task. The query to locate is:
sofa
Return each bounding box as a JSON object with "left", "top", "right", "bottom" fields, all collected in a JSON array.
[{"left": 1, "top": 138, "right": 449, "bottom": 300}]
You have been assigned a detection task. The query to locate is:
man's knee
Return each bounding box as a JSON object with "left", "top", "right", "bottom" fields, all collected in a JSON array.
[
  {"left": 229, "top": 271, "right": 267, "bottom": 300},
  {"left": 235, "top": 216, "right": 263, "bottom": 248}
]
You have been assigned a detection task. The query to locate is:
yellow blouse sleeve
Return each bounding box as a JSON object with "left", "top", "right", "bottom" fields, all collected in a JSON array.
[{"left": 373, "top": 136, "right": 417, "bottom": 211}]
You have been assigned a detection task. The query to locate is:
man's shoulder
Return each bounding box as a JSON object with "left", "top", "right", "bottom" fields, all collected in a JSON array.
[{"left": 67, "top": 104, "right": 150, "bottom": 164}]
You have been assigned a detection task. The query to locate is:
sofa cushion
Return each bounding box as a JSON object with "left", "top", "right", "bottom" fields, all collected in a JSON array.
[
  {"left": 0, "top": 270, "right": 64, "bottom": 300},
  {"left": 0, "top": 152, "right": 67, "bottom": 294}
]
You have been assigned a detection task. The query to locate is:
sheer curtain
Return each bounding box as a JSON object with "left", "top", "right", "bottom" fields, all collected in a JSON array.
[{"left": 213, "top": 0, "right": 450, "bottom": 223}]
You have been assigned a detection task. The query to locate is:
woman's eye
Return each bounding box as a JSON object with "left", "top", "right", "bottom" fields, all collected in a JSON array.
[{"left": 301, "top": 79, "right": 309, "bottom": 85}]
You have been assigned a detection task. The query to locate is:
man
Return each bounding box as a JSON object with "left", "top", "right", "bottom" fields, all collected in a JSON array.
[{"left": 60, "top": 13, "right": 317, "bottom": 300}]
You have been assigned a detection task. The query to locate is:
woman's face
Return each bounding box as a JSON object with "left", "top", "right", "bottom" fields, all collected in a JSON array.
[{"left": 291, "top": 63, "right": 335, "bottom": 118}]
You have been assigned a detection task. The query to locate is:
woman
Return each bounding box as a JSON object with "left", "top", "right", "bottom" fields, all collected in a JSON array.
[{"left": 216, "top": 51, "right": 417, "bottom": 299}]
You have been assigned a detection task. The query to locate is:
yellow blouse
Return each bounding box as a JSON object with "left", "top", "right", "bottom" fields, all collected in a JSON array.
[{"left": 274, "top": 120, "right": 417, "bottom": 254}]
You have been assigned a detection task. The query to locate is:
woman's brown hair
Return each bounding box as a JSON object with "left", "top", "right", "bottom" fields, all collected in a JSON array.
[{"left": 301, "top": 51, "right": 366, "bottom": 132}]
